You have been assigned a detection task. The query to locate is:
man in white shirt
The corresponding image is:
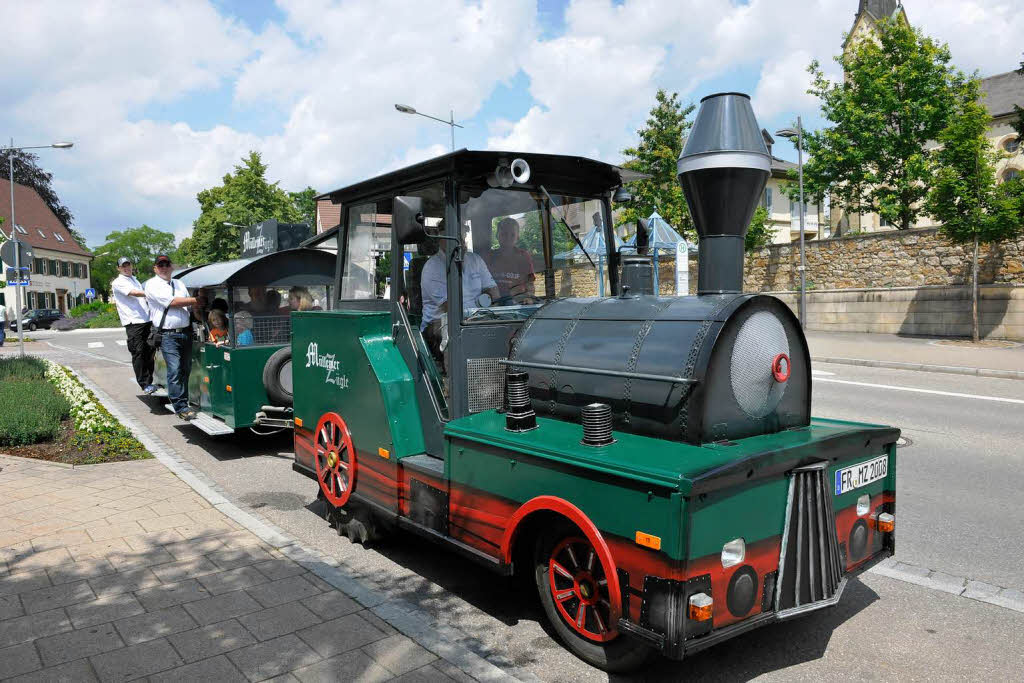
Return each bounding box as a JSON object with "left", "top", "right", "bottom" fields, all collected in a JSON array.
[
  {"left": 419, "top": 227, "right": 498, "bottom": 368},
  {"left": 111, "top": 257, "right": 155, "bottom": 393},
  {"left": 145, "top": 254, "right": 202, "bottom": 420},
  {"left": 0, "top": 301, "right": 7, "bottom": 346}
]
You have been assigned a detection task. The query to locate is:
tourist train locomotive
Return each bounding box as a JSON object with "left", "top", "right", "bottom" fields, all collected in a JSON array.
[{"left": 290, "top": 93, "right": 899, "bottom": 670}]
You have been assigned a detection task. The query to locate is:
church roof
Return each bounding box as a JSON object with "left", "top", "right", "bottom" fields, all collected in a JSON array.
[
  {"left": 980, "top": 70, "right": 1024, "bottom": 119},
  {"left": 858, "top": 0, "right": 901, "bottom": 20}
]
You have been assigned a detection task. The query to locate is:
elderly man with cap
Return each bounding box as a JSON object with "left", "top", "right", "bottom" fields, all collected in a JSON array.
[
  {"left": 111, "top": 256, "right": 156, "bottom": 393},
  {"left": 145, "top": 254, "right": 202, "bottom": 420}
]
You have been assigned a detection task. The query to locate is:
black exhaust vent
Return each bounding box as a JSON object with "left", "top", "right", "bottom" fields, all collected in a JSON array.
[
  {"left": 581, "top": 403, "right": 614, "bottom": 446},
  {"left": 776, "top": 463, "right": 846, "bottom": 616},
  {"left": 505, "top": 371, "right": 537, "bottom": 432}
]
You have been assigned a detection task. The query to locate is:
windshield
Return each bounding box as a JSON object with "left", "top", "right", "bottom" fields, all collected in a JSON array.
[{"left": 458, "top": 186, "right": 610, "bottom": 323}]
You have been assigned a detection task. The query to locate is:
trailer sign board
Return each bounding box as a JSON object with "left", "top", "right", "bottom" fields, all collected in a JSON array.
[{"left": 835, "top": 456, "right": 888, "bottom": 495}]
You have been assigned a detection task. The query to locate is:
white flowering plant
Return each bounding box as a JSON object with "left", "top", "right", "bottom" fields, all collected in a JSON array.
[{"left": 44, "top": 360, "right": 151, "bottom": 461}]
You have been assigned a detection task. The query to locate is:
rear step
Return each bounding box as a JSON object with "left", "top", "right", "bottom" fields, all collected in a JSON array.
[{"left": 164, "top": 404, "right": 235, "bottom": 436}]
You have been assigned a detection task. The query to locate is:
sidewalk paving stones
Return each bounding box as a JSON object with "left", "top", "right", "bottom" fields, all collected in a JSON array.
[{"left": 1, "top": 391, "right": 519, "bottom": 683}]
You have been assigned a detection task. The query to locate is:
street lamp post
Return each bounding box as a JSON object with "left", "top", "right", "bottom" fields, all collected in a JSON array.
[
  {"left": 394, "top": 104, "right": 464, "bottom": 152},
  {"left": 4, "top": 139, "right": 74, "bottom": 356},
  {"left": 775, "top": 119, "right": 806, "bottom": 329}
]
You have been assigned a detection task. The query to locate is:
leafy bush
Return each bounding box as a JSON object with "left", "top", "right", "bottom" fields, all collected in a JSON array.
[
  {"left": 85, "top": 310, "right": 123, "bottom": 328},
  {"left": 0, "top": 356, "right": 48, "bottom": 381},
  {"left": 69, "top": 301, "right": 115, "bottom": 318},
  {"left": 0, "top": 375, "right": 70, "bottom": 446}
]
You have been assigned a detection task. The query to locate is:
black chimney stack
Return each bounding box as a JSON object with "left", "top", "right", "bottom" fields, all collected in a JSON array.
[{"left": 677, "top": 92, "right": 770, "bottom": 294}]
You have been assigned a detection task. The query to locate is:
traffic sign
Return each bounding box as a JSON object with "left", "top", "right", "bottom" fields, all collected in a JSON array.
[
  {"left": 403, "top": 252, "right": 412, "bottom": 271},
  {"left": 1, "top": 240, "right": 33, "bottom": 268},
  {"left": 6, "top": 267, "right": 30, "bottom": 286},
  {"left": 85, "top": 288, "right": 96, "bottom": 300}
]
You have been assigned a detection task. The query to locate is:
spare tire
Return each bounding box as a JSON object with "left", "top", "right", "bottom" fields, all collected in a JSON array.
[{"left": 263, "top": 347, "right": 294, "bottom": 406}]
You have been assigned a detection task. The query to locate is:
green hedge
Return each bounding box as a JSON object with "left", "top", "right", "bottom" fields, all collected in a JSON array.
[
  {"left": 0, "top": 359, "right": 70, "bottom": 446},
  {"left": 69, "top": 301, "right": 115, "bottom": 318},
  {"left": 85, "top": 310, "right": 123, "bottom": 328}
]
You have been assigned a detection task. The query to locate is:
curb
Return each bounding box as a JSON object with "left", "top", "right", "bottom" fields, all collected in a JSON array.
[
  {"left": 812, "top": 356, "right": 1024, "bottom": 381},
  {"left": 68, "top": 366, "right": 526, "bottom": 683},
  {"left": 868, "top": 558, "right": 1024, "bottom": 614}
]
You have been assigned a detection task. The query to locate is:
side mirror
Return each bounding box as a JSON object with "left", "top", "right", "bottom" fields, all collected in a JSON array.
[
  {"left": 393, "top": 196, "right": 426, "bottom": 243},
  {"left": 613, "top": 186, "right": 632, "bottom": 203}
]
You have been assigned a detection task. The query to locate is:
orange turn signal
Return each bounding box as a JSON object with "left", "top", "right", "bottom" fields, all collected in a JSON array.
[
  {"left": 688, "top": 593, "right": 713, "bottom": 621},
  {"left": 874, "top": 512, "right": 895, "bottom": 533},
  {"left": 294, "top": 417, "right": 303, "bottom": 428},
  {"left": 378, "top": 447, "right": 390, "bottom": 459},
  {"left": 225, "top": 385, "right": 232, "bottom": 392},
  {"left": 635, "top": 531, "right": 661, "bottom": 550}
]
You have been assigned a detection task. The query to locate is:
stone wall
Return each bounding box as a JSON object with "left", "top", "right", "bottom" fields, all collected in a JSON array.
[{"left": 741, "top": 228, "right": 1024, "bottom": 292}]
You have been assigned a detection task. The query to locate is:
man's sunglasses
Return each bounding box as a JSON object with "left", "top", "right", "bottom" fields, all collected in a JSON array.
[{"left": 155, "top": 261, "right": 172, "bottom": 267}]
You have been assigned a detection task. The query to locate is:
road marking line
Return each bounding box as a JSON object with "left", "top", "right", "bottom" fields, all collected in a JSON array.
[
  {"left": 116, "top": 340, "right": 127, "bottom": 346},
  {"left": 812, "top": 370, "right": 835, "bottom": 376},
  {"left": 816, "top": 377, "right": 1024, "bottom": 404},
  {"left": 87, "top": 341, "right": 105, "bottom": 348},
  {"left": 45, "top": 341, "right": 132, "bottom": 366}
]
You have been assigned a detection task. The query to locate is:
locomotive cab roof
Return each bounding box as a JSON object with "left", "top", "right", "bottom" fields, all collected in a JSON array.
[{"left": 318, "top": 149, "right": 647, "bottom": 206}]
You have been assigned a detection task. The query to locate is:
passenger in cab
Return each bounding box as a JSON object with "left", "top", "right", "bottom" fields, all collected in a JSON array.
[
  {"left": 234, "top": 311, "right": 255, "bottom": 346},
  {"left": 483, "top": 217, "right": 535, "bottom": 303},
  {"left": 288, "top": 286, "right": 314, "bottom": 311},
  {"left": 420, "top": 221, "right": 499, "bottom": 364},
  {"left": 208, "top": 310, "right": 229, "bottom": 346}
]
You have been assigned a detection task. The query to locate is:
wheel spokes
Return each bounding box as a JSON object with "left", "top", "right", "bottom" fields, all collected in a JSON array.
[
  {"left": 575, "top": 603, "right": 585, "bottom": 628},
  {"left": 592, "top": 607, "right": 607, "bottom": 634},
  {"left": 565, "top": 545, "right": 579, "bottom": 570},
  {"left": 555, "top": 589, "right": 574, "bottom": 602},
  {"left": 552, "top": 561, "right": 573, "bottom": 580}
]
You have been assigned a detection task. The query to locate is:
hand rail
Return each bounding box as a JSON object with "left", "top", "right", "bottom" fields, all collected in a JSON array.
[{"left": 499, "top": 359, "right": 698, "bottom": 385}]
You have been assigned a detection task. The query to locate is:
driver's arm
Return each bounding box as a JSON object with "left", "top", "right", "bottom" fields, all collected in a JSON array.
[{"left": 475, "top": 254, "right": 500, "bottom": 302}]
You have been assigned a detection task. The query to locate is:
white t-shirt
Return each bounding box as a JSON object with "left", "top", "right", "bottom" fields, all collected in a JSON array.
[
  {"left": 420, "top": 250, "right": 497, "bottom": 329},
  {"left": 0, "top": 306, "right": 7, "bottom": 323},
  {"left": 144, "top": 276, "right": 191, "bottom": 330},
  {"left": 111, "top": 274, "right": 150, "bottom": 325}
]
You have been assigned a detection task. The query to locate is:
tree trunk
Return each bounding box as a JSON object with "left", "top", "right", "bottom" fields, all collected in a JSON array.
[{"left": 972, "top": 233, "right": 979, "bottom": 343}]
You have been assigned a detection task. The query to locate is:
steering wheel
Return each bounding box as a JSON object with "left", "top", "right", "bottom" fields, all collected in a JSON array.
[{"left": 464, "top": 308, "right": 499, "bottom": 322}]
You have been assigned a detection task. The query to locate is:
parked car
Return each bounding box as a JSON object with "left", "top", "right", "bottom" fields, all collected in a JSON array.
[{"left": 13, "top": 308, "right": 65, "bottom": 331}]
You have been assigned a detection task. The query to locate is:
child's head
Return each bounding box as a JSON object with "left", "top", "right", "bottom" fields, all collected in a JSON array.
[
  {"left": 208, "top": 309, "right": 228, "bottom": 330},
  {"left": 233, "top": 311, "right": 254, "bottom": 333}
]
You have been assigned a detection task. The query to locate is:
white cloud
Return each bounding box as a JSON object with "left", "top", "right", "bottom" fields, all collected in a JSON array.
[{"left": 1, "top": 0, "right": 1020, "bottom": 247}]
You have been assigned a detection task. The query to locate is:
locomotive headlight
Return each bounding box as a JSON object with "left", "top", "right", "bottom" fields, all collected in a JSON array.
[
  {"left": 857, "top": 494, "right": 871, "bottom": 516},
  {"left": 721, "top": 538, "right": 745, "bottom": 568}
]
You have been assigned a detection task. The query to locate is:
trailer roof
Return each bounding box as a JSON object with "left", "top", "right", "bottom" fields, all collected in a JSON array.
[
  {"left": 174, "top": 247, "right": 336, "bottom": 289},
  {"left": 317, "top": 149, "right": 647, "bottom": 205}
]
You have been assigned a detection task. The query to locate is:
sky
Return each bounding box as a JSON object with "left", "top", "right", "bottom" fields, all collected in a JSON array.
[{"left": 1, "top": 0, "right": 1021, "bottom": 248}]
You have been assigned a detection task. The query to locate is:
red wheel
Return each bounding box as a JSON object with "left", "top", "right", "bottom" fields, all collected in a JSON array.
[
  {"left": 772, "top": 353, "right": 791, "bottom": 382},
  {"left": 313, "top": 412, "right": 356, "bottom": 508},
  {"left": 547, "top": 536, "right": 617, "bottom": 642}
]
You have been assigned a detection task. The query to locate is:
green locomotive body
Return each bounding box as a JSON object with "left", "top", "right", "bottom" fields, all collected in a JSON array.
[{"left": 291, "top": 93, "right": 899, "bottom": 670}]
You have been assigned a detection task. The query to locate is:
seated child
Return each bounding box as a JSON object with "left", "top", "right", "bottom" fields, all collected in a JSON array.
[
  {"left": 208, "top": 309, "right": 229, "bottom": 346},
  {"left": 234, "top": 311, "right": 255, "bottom": 346}
]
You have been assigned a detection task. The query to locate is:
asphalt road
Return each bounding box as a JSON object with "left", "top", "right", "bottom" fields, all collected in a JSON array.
[{"left": 30, "top": 327, "right": 1024, "bottom": 681}]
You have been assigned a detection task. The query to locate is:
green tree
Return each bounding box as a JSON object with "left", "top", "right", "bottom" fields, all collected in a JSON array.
[
  {"left": 89, "top": 225, "right": 177, "bottom": 298},
  {"left": 800, "top": 17, "right": 966, "bottom": 231},
  {"left": 927, "top": 76, "right": 1024, "bottom": 341},
  {"left": 1012, "top": 56, "right": 1024, "bottom": 140},
  {"left": 177, "top": 152, "right": 302, "bottom": 265},
  {"left": 0, "top": 148, "right": 85, "bottom": 247},
  {"left": 744, "top": 206, "right": 774, "bottom": 252},
  {"left": 618, "top": 89, "right": 695, "bottom": 239},
  {"left": 289, "top": 186, "right": 319, "bottom": 229}
]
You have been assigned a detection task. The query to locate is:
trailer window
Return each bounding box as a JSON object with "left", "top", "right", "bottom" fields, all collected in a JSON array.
[
  {"left": 230, "top": 285, "right": 331, "bottom": 346},
  {"left": 342, "top": 202, "right": 392, "bottom": 300}
]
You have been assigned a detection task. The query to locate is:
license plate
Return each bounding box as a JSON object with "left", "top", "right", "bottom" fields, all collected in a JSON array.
[{"left": 834, "top": 456, "right": 888, "bottom": 496}]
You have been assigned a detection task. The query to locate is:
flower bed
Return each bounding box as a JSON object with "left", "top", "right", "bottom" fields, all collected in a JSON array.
[{"left": 0, "top": 356, "right": 152, "bottom": 465}]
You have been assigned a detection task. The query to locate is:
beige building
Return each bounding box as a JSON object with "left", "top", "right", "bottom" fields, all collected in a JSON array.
[
  {"left": 831, "top": 0, "right": 1023, "bottom": 235},
  {"left": 0, "top": 178, "right": 93, "bottom": 318}
]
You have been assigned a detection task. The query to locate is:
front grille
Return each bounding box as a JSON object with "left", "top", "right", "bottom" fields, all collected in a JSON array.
[
  {"left": 466, "top": 357, "right": 505, "bottom": 413},
  {"left": 776, "top": 462, "right": 846, "bottom": 616}
]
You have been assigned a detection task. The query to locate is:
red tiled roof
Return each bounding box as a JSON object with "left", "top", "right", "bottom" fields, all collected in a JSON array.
[
  {"left": 316, "top": 199, "right": 341, "bottom": 233},
  {"left": 0, "top": 178, "right": 91, "bottom": 257}
]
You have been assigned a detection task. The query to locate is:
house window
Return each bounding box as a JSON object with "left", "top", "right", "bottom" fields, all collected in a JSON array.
[
  {"left": 880, "top": 216, "right": 889, "bottom": 227},
  {"left": 15, "top": 225, "right": 27, "bottom": 235},
  {"left": 62, "top": 261, "right": 71, "bottom": 277},
  {"left": 37, "top": 229, "right": 47, "bottom": 239},
  {"left": 1004, "top": 137, "right": 1020, "bottom": 154},
  {"left": 54, "top": 233, "right": 65, "bottom": 242},
  {"left": 82, "top": 263, "right": 88, "bottom": 280},
  {"left": 763, "top": 188, "right": 773, "bottom": 211},
  {"left": 49, "top": 259, "right": 59, "bottom": 275},
  {"left": 1004, "top": 168, "right": 1021, "bottom": 182}
]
